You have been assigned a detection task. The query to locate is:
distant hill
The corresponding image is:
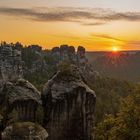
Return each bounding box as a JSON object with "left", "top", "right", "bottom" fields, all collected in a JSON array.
[{"left": 86, "top": 51, "right": 140, "bottom": 82}]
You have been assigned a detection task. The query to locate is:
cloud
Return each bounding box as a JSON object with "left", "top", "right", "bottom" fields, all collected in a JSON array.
[
  {"left": 126, "top": 41, "right": 140, "bottom": 47},
  {"left": 90, "top": 34, "right": 124, "bottom": 42},
  {"left": 82, "top": 22, "right": 107, "bottom": 26},
  {"left": 121, "top": 40, "right": 140, "bottom": 50},
  {"left": 0, "top": 7, "right": 140, "bottom": 25}
]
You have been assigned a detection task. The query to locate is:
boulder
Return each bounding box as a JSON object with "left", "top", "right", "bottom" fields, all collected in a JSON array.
[
  {"left": 42, "top": 65, "right": 96, "bottom": 140},
  {"left": 2, "top": 122, "right": 48, "bottom": 140},
  {"left": 0, "top": 79, "right": 42, "bottom": 124}
]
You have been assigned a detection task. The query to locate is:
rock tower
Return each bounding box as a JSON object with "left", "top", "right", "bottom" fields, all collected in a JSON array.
[{"left": 42, "top": 65, "right": 96, "bottom": 140}]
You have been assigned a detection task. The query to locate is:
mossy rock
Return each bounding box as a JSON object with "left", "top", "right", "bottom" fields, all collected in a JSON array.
[{"left": 2, "top": 122, "right": 48, "bottom": 140}]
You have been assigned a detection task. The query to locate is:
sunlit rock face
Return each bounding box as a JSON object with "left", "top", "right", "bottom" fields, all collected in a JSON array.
[
  {"left": 2, "top": 122, "right": 48, "bottom": 140},
  {"left": 0, "top": 44, "right": 23, "bottom": 81},
  {"left": 42, "top": 65, "right": 96, "bottom": 140}
]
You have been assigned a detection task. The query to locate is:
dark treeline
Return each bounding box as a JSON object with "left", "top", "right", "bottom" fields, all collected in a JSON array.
[{"left": 87, "top": 51, "right": 140, "bottom": 82}]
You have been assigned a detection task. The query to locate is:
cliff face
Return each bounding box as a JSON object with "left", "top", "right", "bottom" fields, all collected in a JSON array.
[
  {"left": 22, "top": 45, "right": 48, "bottom": 74},
  {"left": 42, "top": 65, "right": 96, "bottom": 140},
  {"left": 0, "top": 43, "right": 23, "bottom": 81},
  {"left": 0, "top": 43, "right": 100, "bottom": 84},
  {"left": 51, "top": 45, "right": 87, "bottom": 66},
  {"left": 0, "top": 79, "right": 42, "bottom": 124},
  {"left": 0, "top": 79, "right": 48, "bottom": 140},
  {"left": 51, "top": 45, "right": 100, "bottom": 82}
]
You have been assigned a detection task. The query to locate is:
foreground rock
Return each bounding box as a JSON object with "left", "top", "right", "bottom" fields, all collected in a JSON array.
[
  {"left": 0, "top": 79, "right": 42, "bottom": 124},
  {"left": 0, "top": 78, "right": 49, "bottom": 140},
  {"left": 42, "top": 65, "right": 96, "bottom": 140},
  {"left": 2, "top": 122, "right": 48, "bottom": 140}
]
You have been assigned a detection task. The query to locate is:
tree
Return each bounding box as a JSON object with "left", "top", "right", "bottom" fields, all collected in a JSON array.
[{"left": 94, "top": 85, "right": 140, "bottom": 140}]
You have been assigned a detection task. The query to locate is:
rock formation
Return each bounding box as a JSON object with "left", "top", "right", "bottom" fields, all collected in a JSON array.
[
  {"left": 0, "top": 43, "right": 99, "bottom": 83},
  {"left": 51, "top": 45, "right": 86, "bottom": 65},
  {"left": 51, "top": 47, "right": 61, "bottom": 63},
  {"left": 0, "top": 42, "right": 97, "bottom": 140},
  {"left": 42, "top": 65, "right": 96, "bottom": 140},
  {"left": 51, "top": 45, "right": 76, "bottom": 64},
  {"left": 0, "top": 79, "right": 42, "bottom": 123},
  {"left": 2, "top": 122, "right": 48, "bottom": 140},
  {"left": 77, "top": 46, "right": 88, "bottom": 67},
  {"left": 0, "top": 79, "right": 48, "bottom": 140},
  {"left": 50, "top": 45, "right": 100, "bottom": 82},
  {"left": 0, "top": 43, "right": 23, "bottom": 81},
  {"left": 22, "top": 45, "right": 47, "bottom": 74}
]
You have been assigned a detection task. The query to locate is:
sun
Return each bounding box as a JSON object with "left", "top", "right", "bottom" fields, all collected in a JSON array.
[{"left": 112, "top": 47, "right": 119, "bottom": 52}]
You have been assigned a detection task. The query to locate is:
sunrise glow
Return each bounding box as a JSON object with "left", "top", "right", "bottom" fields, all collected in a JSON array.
[
  {"left": 112, "top": 47, "right": 119, "bottom": 52},
  {"left": 0, "top": 0, "right": 140, "bottom": 51}
]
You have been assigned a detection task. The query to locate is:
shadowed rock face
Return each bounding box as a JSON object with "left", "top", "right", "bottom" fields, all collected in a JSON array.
[
  {"left": 51, "top": 45, "right": 100, "bottom": 83},
  {"left": 42, "top": 65, "right": 96, "bottom": 140},
  {"left": 2, "top": 122, "right": 48, "bottom": 140},
  {"left": 51, "top": 45, "right": 76, "bottom": 63},
  {"left": 77, "top": 46, "right": 87, "bottom": 67},
  {"left": 0, "top": 79, "right": 42, "bottom": 124},
  {"left": 51, "top": 45, "right": 88, "bottom": 64},
  {"left": 0, "top": 79, "right": 47, "bottom": 140},
  {"left": 0, "top": 44, "right": 23, "bottom": 81}
]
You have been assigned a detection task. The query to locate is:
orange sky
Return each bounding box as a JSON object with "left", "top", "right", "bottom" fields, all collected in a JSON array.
[{"left": 0, "top": 0, "right": 140, "bottom": 51}]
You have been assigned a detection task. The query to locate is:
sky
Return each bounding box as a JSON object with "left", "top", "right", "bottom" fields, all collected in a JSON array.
[{"left": 0, "top": 0, "right": 140, "bottom": 51}]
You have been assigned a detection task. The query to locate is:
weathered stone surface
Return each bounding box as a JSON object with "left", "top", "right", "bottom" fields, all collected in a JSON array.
[
  {"left": 2, "top": 122, "right": 48, "bottom": 140},
  {"left": 51, "top": 47, "right": 60, "bottom": 58},
  {"left": 51, "top": 45, "right": 76, "bottom": 63},
  {"left": 1, "top": 79, "right": 41, "bottom": 105},
  {"left": 22, "top": 45, "right": 47, "bottom": 74},
  {"left": 77, "top": 46, "right": 87, "bottom": 66},
  {"left": 50, "top": 45, "right": 100, "bottom": 82},
  {"left": 0, "top": 78, "right": 47, "bottom": 140},
  {"left": 0, "top": 43, "right": 99, "bottom": 83},
  {"left": 42, "top": 65, "right": 96, "bottom": 140},
  {"left": 60, "top": 45, "right": 70, "bottom": 61},
  {"left": 0, "top": 79, "right": 42, "bottom": 124},
  {"left": 0, "top": 43, "right": 23, "bottom": 81}
]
